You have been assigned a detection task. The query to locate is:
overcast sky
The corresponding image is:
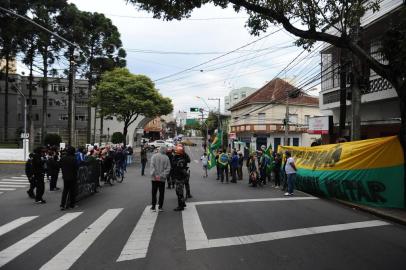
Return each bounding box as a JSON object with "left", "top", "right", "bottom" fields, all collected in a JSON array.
[{"left": 44, "top": 1, "right": 321, "bottom": 114}]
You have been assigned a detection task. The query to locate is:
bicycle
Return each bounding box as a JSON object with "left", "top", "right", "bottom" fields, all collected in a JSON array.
[{"left": 115, "top": 162, "right": 125, "bottom": 183}]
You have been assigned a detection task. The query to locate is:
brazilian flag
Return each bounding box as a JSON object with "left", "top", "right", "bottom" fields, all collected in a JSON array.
[
  {"left": 210, "top": 130, "right": 222, "bottom": 150},
  {"left": 207, "top": 148, "right": 216, "bottom": 170},
  {"left": 264, "top": 145, "right": 274, "bottom": 173}
]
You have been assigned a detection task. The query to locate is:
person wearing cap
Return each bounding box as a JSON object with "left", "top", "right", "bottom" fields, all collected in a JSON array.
[
  {"left": 284, "top": 151, "right": 297, "bottom": 196},
  {"left": 150, "top": 146, "right": 171, "bottom": 212},
  {"left": 171, "top": 145, "right": 191, "bottom": 211}
]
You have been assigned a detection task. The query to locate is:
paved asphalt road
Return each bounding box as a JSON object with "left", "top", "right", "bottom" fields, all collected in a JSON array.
[{"left": 0, "top": 145, "right": 405, "bottom": 270}]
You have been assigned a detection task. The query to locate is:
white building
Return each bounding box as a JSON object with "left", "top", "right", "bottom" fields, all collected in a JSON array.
[
  {"left": 224, "top": 87, "right": 256, "bottom": 112},
  {"left": 319, "top": 0, "right": 403, "bottom": 140},
  {"left": 229, "top": 78, "right": 321, "bottom": 152}
]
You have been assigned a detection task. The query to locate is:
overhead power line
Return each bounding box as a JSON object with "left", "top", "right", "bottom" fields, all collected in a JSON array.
[{"left": 152, "top": 27, "right": 285, "bottom": 82}]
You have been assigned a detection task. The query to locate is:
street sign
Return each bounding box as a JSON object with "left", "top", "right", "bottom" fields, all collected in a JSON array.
[
  {"left": 308, "top": 116, "right": 329, "bottom": 134},
  {"left": 20, "top": 133, "right": 29, "bottom": 139},
  {"left": 190, "top": 107, "right": 200, "bottom": 112}
]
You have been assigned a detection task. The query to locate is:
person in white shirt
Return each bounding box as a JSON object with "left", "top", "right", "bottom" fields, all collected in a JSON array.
[
  {"left": 201, "top": 152, "right": 208, "bottom": 178},
  {"left": 284, "top": 151, "right": 297, "bottom": 196}
]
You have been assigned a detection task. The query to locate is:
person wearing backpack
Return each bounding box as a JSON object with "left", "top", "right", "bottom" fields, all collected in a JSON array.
[{"left": 172, "top": 145, "right": 190, "bottom": 211}]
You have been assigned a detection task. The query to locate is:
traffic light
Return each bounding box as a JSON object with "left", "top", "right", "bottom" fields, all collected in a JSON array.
[{"left": 190, "top": 107, "right": 200, "bottom": 112}]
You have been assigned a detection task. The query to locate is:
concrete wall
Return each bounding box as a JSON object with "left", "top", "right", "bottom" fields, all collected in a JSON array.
[{"left": 0, "top": 148, "right": 26, "bottom": 161}]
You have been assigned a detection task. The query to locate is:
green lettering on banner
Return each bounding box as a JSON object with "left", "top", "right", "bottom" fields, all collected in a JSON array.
[{"left": 295, "top": 165, "right": 404, "bottom": 208}]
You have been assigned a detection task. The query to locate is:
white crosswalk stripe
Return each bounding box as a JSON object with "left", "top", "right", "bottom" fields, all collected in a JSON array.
[
  {"left": 0, "top": 216, "right": 38, "bottom": 237},
  {"left": 40, "top": 209, "right": 123, "bottom": 270},
  {"left": 0, "top": 184, "right": 28, "bottom": 188},
  {"left": 0, "top": 182, "right": 29, "bottom": 185},
  {"left": 0, "top": 179, "right": 29, "bottom": 182},
  {"left": 117, "top": 206, "right": 159, "bottom": 262},
  {"left": 10, "top": 177, "right": 28, "bottom": 180},
  {"left": 0, "top": 212, "right": 82, "bottom": 268},
  {"left": 0, "top": 188, "right": 16, "bottom": 191}
]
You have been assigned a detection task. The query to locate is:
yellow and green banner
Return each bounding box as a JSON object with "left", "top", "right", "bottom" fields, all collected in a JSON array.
[{"left": 278, "top": 136, "right": 405, "bottom": 208}]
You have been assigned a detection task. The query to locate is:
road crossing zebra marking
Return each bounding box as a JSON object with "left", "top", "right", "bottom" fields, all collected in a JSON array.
[
  {"left": 0, "top": 216, "right": 38, "bottom": 237},
  {"left": 0, "top": 212, "right": 82, "bottom": 268},
  {"left": 182, "top": 197, "right": 391, "bottom": 251},
  {"left": 117, "top": 206, "right": 159, "bottom": 262},
  {"left": 0, "top": 184, "right": 28, "bottom": 188},
  {"left": 11, "top": 177, "right": 28, "bottom": 179},
  {"left": 0, "top": 179, "right": 29, "bottom": 182},
  {"left": 40, "top": 209, "right": 123, "bottom": 270},
  {"left": 0, "top": 188, "right": 16, "bottom": 191},
  {"left": 0, "top": 182, "right": 29, "bottom": 185}
]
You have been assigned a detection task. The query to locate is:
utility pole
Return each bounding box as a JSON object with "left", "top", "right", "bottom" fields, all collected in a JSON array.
[
  {"left": 284, "top": 91, "right": 290, "bottom": 146},
  {"left": 68, "top": 47, "right": 78, "bottom": 147},
  {"left": 350, "top": 17, "right": 362, "bottom": 141}
]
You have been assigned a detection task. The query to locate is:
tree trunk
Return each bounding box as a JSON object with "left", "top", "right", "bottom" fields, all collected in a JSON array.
[
  {"left": 41, "top": 48, "right": 48, "bottom": 144},
  {"left": 28, "top": 55, "right": 34, "bottom": 151},
  {"left": 87, "top": 50, "right": 94, "bottom": 144},
  {"left": 4, "top": 54, "right": 9, "bottom": 143},
  {"left": 339, "top": 48, "right": 348, "bottom": 138},
  {"left": 350, "top": 72, "right": 361, "bottom": 141},
  {"left": 123, "top": 122, "right": 129, "bottom": 145},
  {"left": 99, "top": 113, "right": 103, "bottom": 144}
]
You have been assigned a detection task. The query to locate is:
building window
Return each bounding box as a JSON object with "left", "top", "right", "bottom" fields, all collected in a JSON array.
[
  {"left": 304, "top": 115, "right": 310, "bottom": 125},
  {"left": 258, "top": 113, "right": 265, "bottom": 124},
  {"left": 59, "top": 114, "right": 68, "bottom": 121},
  {"left": 233, "top": 94, "right": 239, "bottom": 100},
  {"left": 27, "top": 99, "right": 37, "bottom": 105},
  {"left": 241, "top": 92, "right": 246, "bottom": 98},
  {"left": 323, "top": 90, "right": 340, "bottom": 104},
  {"left": 289, "top": 114, "right": 298, "bottom": 124},
  {"left": 48, "top": 99, "right": 53, "bottom": 106},
  {"left": 18, "top": 113, "right": 22, "bottom": 121},
  {"left": 47, "top": 113, "right": 51, "bottom": 118},
  {"left": 75, "top": 115, "right": 86, "bottom": 121},
  {"left": 52, "top": 84, "right": 67, "bottom": 92},
  {"left": 35, "top": 114, "right": 39, "bottom": 121}
]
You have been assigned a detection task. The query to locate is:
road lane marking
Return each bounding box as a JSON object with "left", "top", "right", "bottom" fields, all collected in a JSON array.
[
  {"left": 10, "top": 177, "right": 28, "bottom": 179},
  {"left": 204, "top": 220, "right": 390, "bottom": 250},
  {"left": 117, "top": 206, "right": 159, "bottom": 262},
  {"left": 0, "top": 179, "right": 29, "bottom": 182},
  {"left": 0, "top": 216, "right": 38, "bottom": 237},
  {"left": 182, "top": 198, "right": 390, "bottom": 251},
  {"left": 0, "top": 182, "right": 29, "bottom": 185},
  {"left": 0, "top": 212, "right": 82, "bottom": 268},
  {"left": 0, "top": 188, "right": 16, "bottom": 191},
  {"left": 40, "top": 208, "right": 123, "bottom": 270},
  {"left": 191, "top": 196, "right": 318, "bottom": 206},
  {"left": 0, "top": 184, "right": 28, "bottom": 188}
]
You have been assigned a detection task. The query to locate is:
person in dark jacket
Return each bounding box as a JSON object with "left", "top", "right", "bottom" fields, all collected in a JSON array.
[
  {"left": 141, "top": 146, "right": 148, "bottom": 176},
  {"left": 237, "top": 151, "right": 244, "bottom": 180},
  {"left": 230, "top": 151, "right": 239, "bottom": 183},
  {"left": 32, "top": 147, "right": 46, "bottom": 203},
  {"left": 60, "top": 146, "right": 78, "bottom": 210},
  {"left": 48, "top": 153, "right": 60, "bottom": 191},
  {"left": 273, "top": 153, "right": 282, "bottom": 187},
  {"left": 25, "top": 153, "right": 35, "bottom": 198}
]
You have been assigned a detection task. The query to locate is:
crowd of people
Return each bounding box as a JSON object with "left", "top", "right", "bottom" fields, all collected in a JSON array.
[
  {"left": 205, "top": 145, "right": 296, "bottom": 196},
  {"left": 25, "top": 144, "right": 134, "bottom": 210}
]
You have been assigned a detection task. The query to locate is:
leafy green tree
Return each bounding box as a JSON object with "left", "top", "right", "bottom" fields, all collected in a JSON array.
[
  {"left": 80, "top": 11, "right": 127, "bottom": 143},
  {"left": 44, "top": 133, "right": 62, "bottom": 146},
  {"left": 111, "top": 132, "right": 124, "bottom": 144},
  {"left": 92, "top": 68, "right": 173, "bottom": 143},
  {"left": 0, "top": 0, "right": 29, "bottom": 142},
  {"left": 30, "top": 0, "right": 68, "bottom": 143}
]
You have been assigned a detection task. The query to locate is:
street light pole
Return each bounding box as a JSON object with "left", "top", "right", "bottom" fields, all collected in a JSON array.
[{"left": 14, "top": 85, "right": 28, "bottom": 160}]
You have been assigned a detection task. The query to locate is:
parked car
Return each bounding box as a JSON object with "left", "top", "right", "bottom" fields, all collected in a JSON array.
[{"left": 148, "top": 140, "right": 166, "bottom": 149}]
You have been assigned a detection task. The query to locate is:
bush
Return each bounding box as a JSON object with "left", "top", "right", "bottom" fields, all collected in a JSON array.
[
  {"left": 44, "top": 133, "right": 62, "bottom": 147},
  {"left": 111, "top": 132, "right": 124, "bottom": 144}
]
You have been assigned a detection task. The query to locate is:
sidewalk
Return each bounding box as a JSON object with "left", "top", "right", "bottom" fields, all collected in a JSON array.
[{"left": 334, "top": 199, "right": 406, "bottom": 225}]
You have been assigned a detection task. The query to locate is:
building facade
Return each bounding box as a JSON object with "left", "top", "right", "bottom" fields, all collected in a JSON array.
[
  {"left": 0, "top": 74, "right": 89, "bottom": 146},
  {"left": 319, "top": 0, "right": 404, "bottom": 140},
  {"left": 229, "top": 78, "right": 321, "bottom": 152},
  {"left": 224, "top": 87, "right": 256, "bottom": 111}
]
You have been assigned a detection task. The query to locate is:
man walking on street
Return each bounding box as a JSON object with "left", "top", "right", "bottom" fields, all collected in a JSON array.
[
  {"left": 25, "top": 153, "right": 35, "bottom": 199},
  {"left": 33, "top": 147, "right": 46, "bottom": 204},
  {"left": 171, "top": 145, "right": 190, "bottom": 211},
  {"left": 150, "top": 146, "right": 171, "bottom": 212},
  {"left": 60, "top": 146, "right": 79, "bottom": 210},
  {"left": 284, "top": 151, "right": 297, "bottom": 196}
]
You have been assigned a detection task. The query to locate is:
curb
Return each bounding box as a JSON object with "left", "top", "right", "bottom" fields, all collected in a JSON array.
[
  {"left": 332, "top": 198, "right": 406, "bottom": 226},
  {"left": 0, "top": 161, "right": 25, "bottom": 164}
]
